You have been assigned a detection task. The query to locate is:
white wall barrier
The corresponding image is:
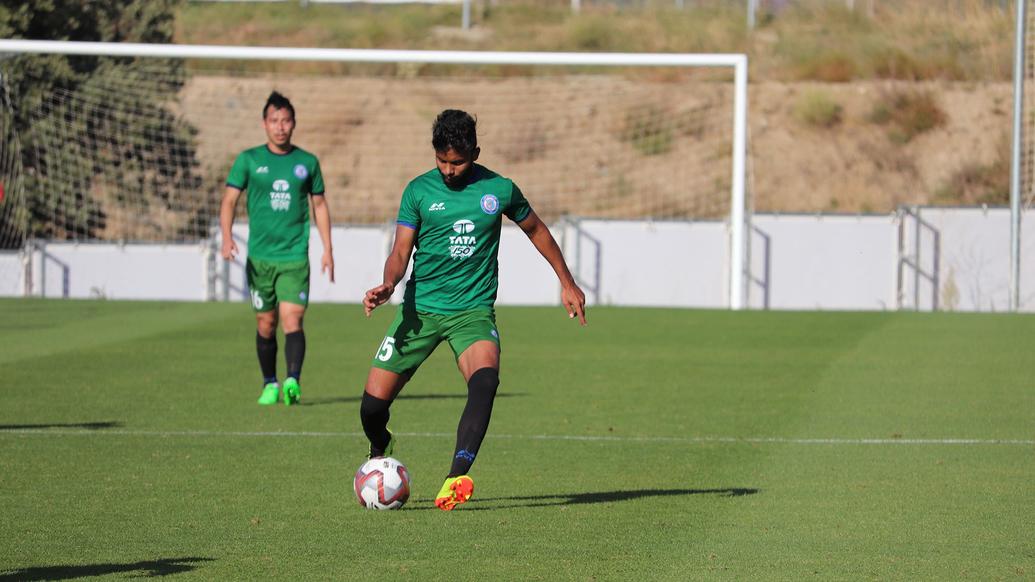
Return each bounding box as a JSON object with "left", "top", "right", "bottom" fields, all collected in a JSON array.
[
  {"left": 22, "top": 242, "right": 212, "bottom": 301},
  {"left": 900, "top": 207, "right": 1035, "bottom": 312},
  {"left": 749, "top": 214, "right": 898, "bottom": 311},
  {"left": 0, "top": 252, "right": 24, "bottom": 296},
  {"left": 556, "top": 219, "right": 728, "bottom": 308},
  {"left": 8, "top": 209, "right": 1035, "bottom": 312}
]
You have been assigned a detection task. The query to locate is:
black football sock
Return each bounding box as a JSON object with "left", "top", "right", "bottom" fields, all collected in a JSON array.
[
  {"left": 284, "top": 330, "right": 306, "bottom": 381},
  {"left": 448, "top": 367, "right": 500, "bottom": 478},
  {"left": 360, "top": 392, "right": 393, "bottom": 456},
  {"left": 256, "top": 332, "right": 278, "bottom": 384}
]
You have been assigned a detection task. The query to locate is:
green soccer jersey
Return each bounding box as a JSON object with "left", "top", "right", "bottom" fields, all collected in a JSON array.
[
  {"left": 226, "top": 144, "right": 325, "bottom": 262},
  {"left": 396, "top": 164, "right": 532, "bottom": 314}
]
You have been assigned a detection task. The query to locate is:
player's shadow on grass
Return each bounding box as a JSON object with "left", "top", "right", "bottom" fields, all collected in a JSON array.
[
  {"left": 452, "top": 487, "right": 759, "bottom": 510},
  {"left": 0, "top": 557, "right": 213, "bottom": 581},
  {"left": 0, "top": 421, "right": 122, "bottom": 431},
  {"left": 298, "top": 392, "right": 526, "bottom": 407}
]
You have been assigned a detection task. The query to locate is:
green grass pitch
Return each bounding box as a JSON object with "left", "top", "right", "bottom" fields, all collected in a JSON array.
[{"left": 1, "top": 298, "right": 1032, "bottom": 580}]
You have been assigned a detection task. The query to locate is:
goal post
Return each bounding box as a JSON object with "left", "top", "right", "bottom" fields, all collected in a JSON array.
[
  {"left": 0, "top": 39, "right": 749, "bottom": 309},
  {"left": 1011, "top": 0, "right": 1026, "bottom": 313}
]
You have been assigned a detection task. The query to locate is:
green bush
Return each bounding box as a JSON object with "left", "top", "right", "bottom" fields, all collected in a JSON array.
[
  {"left": 794, "top": 89, "right": 844, "bottom": 128},
  {"left": 934, "top": 136, "right": 1010, "bottom": 205},
  {"left": 619, "top": 104, "right": 674, "bottom": 156},
  {"left": 868, "top": 90, "right": 946, "bottom": 143}
]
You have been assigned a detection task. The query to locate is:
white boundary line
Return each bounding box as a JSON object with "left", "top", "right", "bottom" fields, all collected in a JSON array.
[{"left": 0, "top": 429, "right": 1032, "bottom": 446}]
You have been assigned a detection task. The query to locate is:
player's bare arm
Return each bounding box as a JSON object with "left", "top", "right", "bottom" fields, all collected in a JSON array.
[
  {"left": 517, "top": 210, "right": 587, "bottom": 325},
  {"left": 311, "top": 194, "right": 335, "bottom": 283},
  {"left": 364, "top": 224, "right": 417, "bottom": 316},
  {"left": 219, "top": 186, "right": 243, "bottom": 260}
]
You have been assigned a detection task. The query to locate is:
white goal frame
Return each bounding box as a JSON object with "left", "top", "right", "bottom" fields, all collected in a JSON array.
[{"left": 0, "top": 39, "right": 749, "bottom": 309}]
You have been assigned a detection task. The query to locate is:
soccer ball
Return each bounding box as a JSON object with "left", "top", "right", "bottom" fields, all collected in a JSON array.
[{"left": 354, "top": 457, "right": 411, "bottom": 510}]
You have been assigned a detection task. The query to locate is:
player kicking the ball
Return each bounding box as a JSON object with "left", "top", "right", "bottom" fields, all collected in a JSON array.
[{"left": 360, "top": 109, "right": 586, "bottom": 510}]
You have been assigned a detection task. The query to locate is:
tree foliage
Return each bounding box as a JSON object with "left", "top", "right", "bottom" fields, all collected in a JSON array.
[{"left": 0, "top": 0, "right": 206, "bottom": 246}]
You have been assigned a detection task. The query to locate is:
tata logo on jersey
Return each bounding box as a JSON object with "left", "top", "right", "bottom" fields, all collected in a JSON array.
[
  {"left": 449, "top": 219, "right": 476, "bottom": 259},
  {"left": 452, "top": 219, "right": 475, "bottom": 234},
  {"left": 269, "top": 179, "right": 291, "bottom": 211}
]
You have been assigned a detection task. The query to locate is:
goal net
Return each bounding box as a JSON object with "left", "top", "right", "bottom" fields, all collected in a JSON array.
[{"left": 0, "top": 42, "right": 748, "bottom": 305}]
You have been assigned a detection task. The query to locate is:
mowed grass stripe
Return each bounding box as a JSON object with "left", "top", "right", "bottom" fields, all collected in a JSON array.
[
  {"left": 1, "top": 299, "right": 241, "bottom": 366},
  {"left": 2, "top": 428, "right": 1033, "bottom": 446}
]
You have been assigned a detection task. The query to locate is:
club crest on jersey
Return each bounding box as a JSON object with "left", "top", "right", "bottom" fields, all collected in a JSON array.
[
  {"left": 480, "top": 194, "right": 500, "bottom": 215},
  {"left": 293, "top": 164, "right": 308, "bottom": 180}
]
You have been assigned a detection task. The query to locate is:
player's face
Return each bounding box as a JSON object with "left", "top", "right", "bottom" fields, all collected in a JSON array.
[
  {"left": 263, "top": 106, "right": 295, "bottom": 151},
  {"left": 436, "top": 147, "right": 479, "bottom": 188}
]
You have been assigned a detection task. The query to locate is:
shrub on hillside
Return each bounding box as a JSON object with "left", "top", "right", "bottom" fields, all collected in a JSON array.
[
  {"left": 934, "top": 136, "right": 1010, "bottom": 205},
  {"left": 619, "top": 104, "right": 674, "bottom": 156},
  {"left": 794, "top": 90, "right": 844, "bottom": 128},
  {"left": 868, "top": 89, "right": 947, "bottom": 143}
]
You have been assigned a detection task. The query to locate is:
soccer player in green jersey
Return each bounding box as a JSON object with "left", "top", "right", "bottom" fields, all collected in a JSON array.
[
  {"left": 219, "top": 91, "right": 335, "bottom": 406},
  {"left": 360, "top": 109, "right": 587, "bottom": 510}
]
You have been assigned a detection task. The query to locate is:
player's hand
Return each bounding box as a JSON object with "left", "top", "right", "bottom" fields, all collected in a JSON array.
[
  {"left": 562, "top": 283, "right": 587, "bottom": 326},
  {"left": 363, "top": 283, "right": 395, "bottom": 317},
  {"left": 322, "top": 251, "right": 335, "bottom": 283},
  {"left": 221, "top": 238, "right": 238, "bottom": 261}
]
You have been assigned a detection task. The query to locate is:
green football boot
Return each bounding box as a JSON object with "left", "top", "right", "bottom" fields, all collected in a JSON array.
[
  {"left": 257, "top": 382, "right": 279, "bottom": 405},
  {"left": 283, "top": 377, "right": 301, "bottom": 406}
]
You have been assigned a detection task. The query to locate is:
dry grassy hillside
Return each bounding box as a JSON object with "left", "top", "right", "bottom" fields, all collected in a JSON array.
[
  {"left": 750, "top": 80, "right": 1012, "bottom": 213},
  {"left": 176, "top": 0, "right": 1017, "bottom": 216},
  {"left": 182, "top": 74, "right": 1012, "bottom": 219}
]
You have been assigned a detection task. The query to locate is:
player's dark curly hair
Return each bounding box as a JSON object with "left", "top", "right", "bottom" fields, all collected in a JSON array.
[
  {"left": 263, "top": 91, "right": 295, "bottom": 120},
  {"left": 432, "top": 109, "right": 478, "bottom": 154}
]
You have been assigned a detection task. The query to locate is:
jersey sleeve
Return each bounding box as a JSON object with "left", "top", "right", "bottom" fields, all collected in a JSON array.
[
  {"left": 396, "top": 183, "right": 420, "bottom": 230},
  {"left": 226, "top": 151, "right": 249, "bottom": 190},
  {"left": 309, "top": 157, "right": 325, "bottom": 195},
  {"left": 504, "top": 182, "right": 532, "bottom": 223}
]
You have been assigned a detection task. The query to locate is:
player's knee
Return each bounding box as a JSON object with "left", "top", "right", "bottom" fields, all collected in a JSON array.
[
  {"left": 467, "top": 367, "right": 499, "bottom": 397},
  {"left": 256, "top": 312, "right": 277, "bottom": 336},
  {"left": 281, "top": 315, "right": 303, "bottom": 333},
  {"left": 257, "top": 322, "right": 276, "bottom": 338}
]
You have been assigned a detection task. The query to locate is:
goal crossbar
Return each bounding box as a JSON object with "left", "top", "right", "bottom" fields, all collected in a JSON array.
[{"left": 0, "top": 39, "right": 749, "bottom": 309}]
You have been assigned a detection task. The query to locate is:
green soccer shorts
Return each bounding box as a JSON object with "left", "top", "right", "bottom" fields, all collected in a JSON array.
[
  {"left": 246, "top": 257, "right": 310, "bottom": 313},
  {"left": 371, "top": 305, "right": 500, "bottom": 376}
]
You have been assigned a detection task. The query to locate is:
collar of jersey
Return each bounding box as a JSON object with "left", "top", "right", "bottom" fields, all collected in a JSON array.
[{"left": 264, "top": 144, "right": 296, "bottom": 157}]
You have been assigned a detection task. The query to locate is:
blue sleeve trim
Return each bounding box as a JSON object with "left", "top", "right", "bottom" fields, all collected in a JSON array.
[
  {"left": 397, "top": 221, "right": 417, "bottom": 229},
  {"left": 310, "top": 191, "right": 325, "bottom": 196},
  {"left": 225, "top": 182, "right": 244, "bottom": 190}
]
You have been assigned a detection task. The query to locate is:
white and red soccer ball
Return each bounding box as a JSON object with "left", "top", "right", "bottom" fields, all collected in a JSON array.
[{"left": 354, "top": 457, "right": 410, "bottom": 510}]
